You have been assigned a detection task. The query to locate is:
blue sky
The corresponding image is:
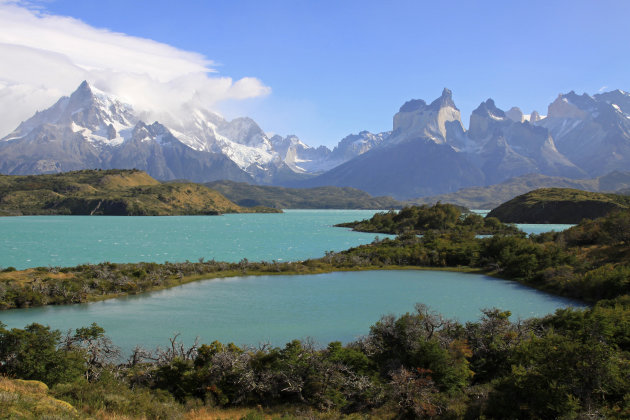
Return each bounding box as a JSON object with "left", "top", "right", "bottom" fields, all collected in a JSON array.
[{"left": 2, "top": 0, "right": 629, "bottom": 147}]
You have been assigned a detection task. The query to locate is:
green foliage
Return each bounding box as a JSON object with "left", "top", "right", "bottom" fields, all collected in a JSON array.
[
  {"left": 464, "top": 309, "right": 522, "bottom": 384},
  {"left": 487, "top": 332, "right": 628, "bottom": 419},
  {"left": 0, "top": 322, "right": 84, "bottom": 386},
  {"left": 338, "top": 203, "right": 520, "bottom": 236},
  {"left": 559, "top": 209, "right": 630, "bottom": 246},
  {"left": 364, "top": 305, "right": 473, "bottom": 394}
]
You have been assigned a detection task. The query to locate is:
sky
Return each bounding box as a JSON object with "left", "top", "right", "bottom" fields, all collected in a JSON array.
[{"left": 0, "top": 0, "right": 629, "bottom": 147}]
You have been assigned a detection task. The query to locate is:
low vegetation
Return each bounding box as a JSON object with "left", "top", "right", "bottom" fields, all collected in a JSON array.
[
  {"left": 0, "top": 169, "right": 280, "bottom": 216},
  {"left": 206, "top": 180, "right": 403, "bottom": 209},
  {"left": 487, "top": 187, "right": 630, "bottom": 223}
]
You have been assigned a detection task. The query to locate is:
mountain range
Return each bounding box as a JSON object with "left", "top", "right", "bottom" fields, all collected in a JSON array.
[{"left": 1, "top": 81, "right": 629, "bottom": 199}]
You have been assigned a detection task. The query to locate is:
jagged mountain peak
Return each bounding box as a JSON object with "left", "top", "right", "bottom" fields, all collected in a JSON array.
[
  {"left": 3, "top": 80, "right": 137, "bottom": 146},
  {"left": 217, "top": 116, "right": 267, "bottom": 147},
  {"left": 505, "top": 107, "right": 524, "bottom": 123},
  {"left": 529, "top": 110, "right": 542, "bottom": 122},
  {"left": 399, "top": 99, "right": 428, "bottom": 113},
  {"left": 563, "top": 90, "right": 596, "bottom": 107},
  {"left": 392, "top": 89, "right": 462, "bottom": 144},
  {"left": 69, "top": 80, "right": 93, "bottom": 102},
  {"left": 595, "top": 89, "right": 630, "bottom": 115},
  {"left": 547, "top": 92, "right": 595, "bottom": 119},
  {"left": 473, "top": 99, "right": 505, "bottom": 118},
  {"left": 428, "top": 87, "right": 457, "bottom": 110}
]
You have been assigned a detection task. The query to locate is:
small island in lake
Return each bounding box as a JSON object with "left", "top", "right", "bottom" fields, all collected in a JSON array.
[
  {"left": 336, "top": 203, "right": 520, "bottom": 235},
  {"left": 0, "top": 169, "right": 280, "bottom": 216},
  {"left": 487, "top": 187, "right": 630, "bottom": 223}
]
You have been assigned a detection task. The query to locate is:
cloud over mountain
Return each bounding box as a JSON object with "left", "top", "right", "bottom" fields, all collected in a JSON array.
[{"left": 0, "top": 0, "right": 271, "bottom": 137}]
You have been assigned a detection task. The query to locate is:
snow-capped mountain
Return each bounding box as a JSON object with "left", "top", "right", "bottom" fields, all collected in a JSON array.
[
  {"left": 0, "top": 81, "right": 254, "bottom": 182},
  {"left": 3, "top": 81, "right": 137, "bottom": 149},
  {"left": 0, "top": 81, "right": 377, "bottom": 183}
]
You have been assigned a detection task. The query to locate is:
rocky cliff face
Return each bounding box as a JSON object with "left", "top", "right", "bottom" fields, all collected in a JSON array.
[{"left": 390, "top": 88, "right": 462, "bottom": 145}]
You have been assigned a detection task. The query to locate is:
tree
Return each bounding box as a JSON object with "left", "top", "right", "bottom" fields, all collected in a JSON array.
[
  {"left": 0, "top": 322, "right": 83, "bottom": 385},
  {"left": 63, "top": 322, "right": 120, "bottom": 381}
]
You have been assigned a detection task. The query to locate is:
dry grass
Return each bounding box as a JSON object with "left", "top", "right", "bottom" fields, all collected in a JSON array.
[
  {"left": 0, "top": 376, "right": 80, "bottom": 418},
  {"left": 184, "top": 407, "right": 265, "bottom": 420},
  {"left": 0, "top": 268, "right": 75, "bottom": 284},
  {"left": 99, "top": 172, "right": 160, "bottom": 189}
]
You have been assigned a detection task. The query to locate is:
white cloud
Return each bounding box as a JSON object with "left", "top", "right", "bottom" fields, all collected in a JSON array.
[{"left": 0, "top": 1, "right": 271, "bottom": 136}]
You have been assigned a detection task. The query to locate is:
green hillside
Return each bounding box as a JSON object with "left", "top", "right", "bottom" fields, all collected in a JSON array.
[
  {"left": 410, "top": 171, "right": 630, "bottom": 209},
  {"left": 487, "top": 188, "right": 630, "bottom": 223},
  {"left": 206, "top": 179, "right": 403, "bottom": 209},
  {"left": 0, "top": 169, "right": 279, "bottom": 216}
]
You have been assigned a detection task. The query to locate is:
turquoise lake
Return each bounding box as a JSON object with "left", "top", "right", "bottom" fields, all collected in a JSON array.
[
  {"left": 0, "top": 270, "right": 585, "bottom": 354},
  {"left": 0, "top": 210, "right": 573, "bottom": 270},
  {"left": 0, "top": 210, "right": 389, "bottom": 270}
]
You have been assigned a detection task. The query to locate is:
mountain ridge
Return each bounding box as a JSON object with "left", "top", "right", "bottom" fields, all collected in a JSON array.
[{"left": 2, "top": 82, "right": 630, "bottom": 200}]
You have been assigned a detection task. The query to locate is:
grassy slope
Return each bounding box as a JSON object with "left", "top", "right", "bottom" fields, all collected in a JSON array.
[
  {"left": 0, "top": 377, "right": 80, "bottom": 419},
  {"left": 206, "top": 179, "right": 403, "bottom": 209},
  {"left": 0, "top": 169, "right": 280, "bottom": 216},
  {"left": 487, "top": 188, "right": 630, "bottom": 223},
  {"left": 409, "top": 171, "right": 630, "bottom": 209}
]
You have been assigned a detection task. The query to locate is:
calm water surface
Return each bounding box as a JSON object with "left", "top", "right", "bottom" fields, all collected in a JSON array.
[
  {"left": 472, "top": 209, "right": 574, "bottom": 235},
  {"left": 0, "top": 270, "right": 586, "bottom": 354}
]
